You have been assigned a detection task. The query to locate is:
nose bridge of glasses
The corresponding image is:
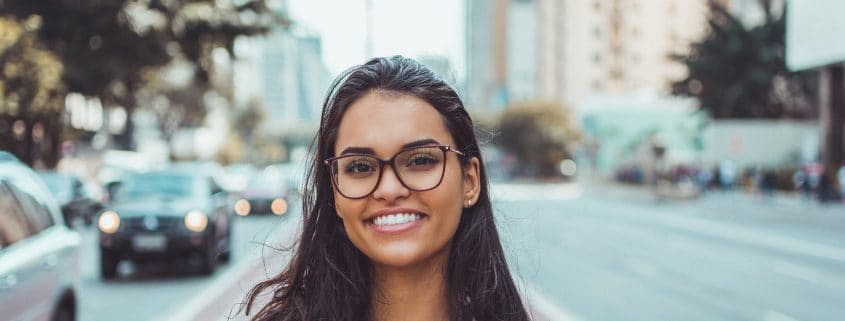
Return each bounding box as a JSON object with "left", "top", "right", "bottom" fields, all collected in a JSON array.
[{"left": 378, "top": 158, "right": 407, "bottom": 187}]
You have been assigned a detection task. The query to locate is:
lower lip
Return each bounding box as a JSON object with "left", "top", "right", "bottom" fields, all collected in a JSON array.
[{"left": 368, "top": 217, "right": 426, "bottom": 234}]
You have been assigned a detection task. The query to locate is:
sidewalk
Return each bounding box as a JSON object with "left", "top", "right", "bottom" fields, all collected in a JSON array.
[{"left": 579, "top": 176, "right": 843, "bottom": 209}]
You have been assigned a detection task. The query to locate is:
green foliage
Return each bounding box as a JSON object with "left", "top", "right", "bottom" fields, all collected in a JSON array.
[
  {"left": 672, "top": 0, "right": 816, "bottom": 119},
  {"left": 0, "top": 16, "right": 64, "bottom": 116},
  {"left": 496, "top": 100, "right": 581, "bottom": 178},
  {"left": 0, "top": 0, "right": 285, "bottom": 107},
  {"left": 0, "top": 0, "right": 286, "bottom": 162},
  {"left": 0, "top": 16, "right": 65, "bottom": 166}
]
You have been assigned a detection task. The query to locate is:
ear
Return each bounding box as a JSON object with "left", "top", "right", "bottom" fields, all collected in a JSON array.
[{"left": 462, "top": 157, "right": 481, "bottom": 208}]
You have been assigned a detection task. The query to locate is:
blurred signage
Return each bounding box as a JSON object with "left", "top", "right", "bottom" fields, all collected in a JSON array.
[{"left": 785, "top": 0, "right": 845, "bottom": 71}]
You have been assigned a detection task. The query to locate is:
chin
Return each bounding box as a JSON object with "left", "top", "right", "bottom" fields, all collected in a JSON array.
[{"left": 367, "top": 244, "right": 447, "bottom": 270}]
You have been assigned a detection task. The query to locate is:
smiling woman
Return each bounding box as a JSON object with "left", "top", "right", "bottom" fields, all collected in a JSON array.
[{"left": 243, "top": 56, "right": 530, "bottom": 321}]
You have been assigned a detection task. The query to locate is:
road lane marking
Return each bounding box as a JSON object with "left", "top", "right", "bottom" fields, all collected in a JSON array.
[
  {"left": 580, "top": 199, "right": 845, "bottom": 265},
  {"left": 765, "top": 310, "right": 802, "bottom": 321},
  {"left": 158, "top": 217, "right": 300, "bottom": 321},
  {"left": 157, "top": 250, "right": 270, "bottom": 321},
  {"left": 659, "top": 214, "right": 845, "bottom": 264},
  {"left": 771, "top": 260, "right": 843, "bottom": 288}
]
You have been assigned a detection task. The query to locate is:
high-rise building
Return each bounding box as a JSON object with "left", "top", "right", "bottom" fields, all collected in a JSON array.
[
  {"left": 465, "top": 0, "right": 508, "bottom": 111},
  {"left": 466, "top": 0, "right": 711, "bottom": 109},
  {"left": 233, "top": 27, "right": 330, "bottom": 136}
]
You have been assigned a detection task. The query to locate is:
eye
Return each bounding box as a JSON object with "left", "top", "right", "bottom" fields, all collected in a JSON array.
[
  {"left": 343, "top": 158, "right": 378, "bottom": 176},
  {"left": 405, "top": 153, "right": 440, "bottom": 170}
]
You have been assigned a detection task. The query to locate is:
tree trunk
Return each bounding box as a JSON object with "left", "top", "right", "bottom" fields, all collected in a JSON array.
[{"left": 820, "top": 65, "right": 844, "bottom": 172}]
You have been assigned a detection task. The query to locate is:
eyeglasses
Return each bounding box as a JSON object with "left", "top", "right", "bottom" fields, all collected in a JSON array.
[{"left": 324, "top": 145, "right": 465, "bottom": 199}]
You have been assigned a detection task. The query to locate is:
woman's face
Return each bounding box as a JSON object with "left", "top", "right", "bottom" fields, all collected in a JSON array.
[{"left": 332, "top": 91, "right": 480, "bottom": 270}]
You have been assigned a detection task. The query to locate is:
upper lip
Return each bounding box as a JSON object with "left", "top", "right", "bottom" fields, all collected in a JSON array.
[{"left": 365, "top": 207, "right": 427, "bottom": 221}]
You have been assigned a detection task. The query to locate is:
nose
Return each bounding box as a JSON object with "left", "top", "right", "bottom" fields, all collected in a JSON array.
[{"left": 372, "top": 164, "right": 410, "bottom": 203}]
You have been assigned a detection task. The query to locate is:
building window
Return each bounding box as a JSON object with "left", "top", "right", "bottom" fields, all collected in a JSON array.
[
  {"left": 593, "top": 26, "right": 602, "bottom": 38},
  {"left": 593, "top": 53, "right": 602, "bottom": 64},
  {"left": 592, "top": 80, "right": 603, "bottom": 91}
]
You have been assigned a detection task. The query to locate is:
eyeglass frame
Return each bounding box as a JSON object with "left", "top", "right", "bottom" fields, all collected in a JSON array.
[{"left": 323, "top": 144, "right": 466, "bottom": 199}]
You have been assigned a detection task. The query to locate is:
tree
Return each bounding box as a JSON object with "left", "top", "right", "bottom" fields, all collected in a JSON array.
[
  {"left": 496, "top": 101, "right": 581, "bottom": 179},
  {"left": 0, "top": 0, "right": 286, "bottom": 163},
  {"left": 0, "top": 16, "right": 65, "bottom": 167},
  {"left": 672, "top": 0, "right": 816, "bottom": 119}
]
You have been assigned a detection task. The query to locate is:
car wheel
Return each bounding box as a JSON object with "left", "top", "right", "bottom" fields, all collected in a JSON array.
[
  {"left": 197, "top": 233, "right": 216, "bottom": 275},
  {"left": 51, "top": 300, "right": 75, "bottom": 321},
  {"left": 218, "top": 228, "right": 232, "bottom": 263},
  {"left": 101, "top": 254, "right": 118, "bottom": 279}
]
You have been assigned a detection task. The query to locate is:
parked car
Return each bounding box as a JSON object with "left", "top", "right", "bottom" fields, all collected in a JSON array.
[
  {"left": 38, "top": 171, "right": 104, "bottom": 226},
  {"left": 97, "top": 169, "right": 232, "bottom": 278},
  {"left": 0, "top": 151, "right": 81, "bottom": 321},
  {"left": 233, "top": 166, "right": 292, "bottom": 217}
]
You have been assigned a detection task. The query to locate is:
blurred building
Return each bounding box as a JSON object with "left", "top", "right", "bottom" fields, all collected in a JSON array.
[
  {"left": 466, "top": 0, "right": 710, "bottom": 109},
  {"left": 417, "top": 55, "right": 460, "bottom": 91},
  {"left": 233, "top": 19, "right": 329, "bottom": 137},
  {"left": 465, "top": 0, "right": 508, "bottom": 111},
  {"left": 786, "top": 0, "right": 845, "bottom": 172}
]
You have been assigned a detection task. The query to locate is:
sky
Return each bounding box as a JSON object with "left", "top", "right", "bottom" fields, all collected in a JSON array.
[{"left": 287, "top": 0, "right": 465, "bottom": 79}]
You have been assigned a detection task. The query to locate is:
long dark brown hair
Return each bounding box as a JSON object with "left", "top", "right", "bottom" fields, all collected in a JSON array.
[{"left": 243, "top": 56, "right": 530, "bottom": 321}]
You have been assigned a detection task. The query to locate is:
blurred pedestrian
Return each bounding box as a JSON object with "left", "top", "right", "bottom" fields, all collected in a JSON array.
[
  {"left": 794, "top": 167, "right": 811, "bottom": 203},
  {"left": 242, "top": 56, "right": 530, "bottom": 321},
  {"left": 759, "top": 169, "right": 777, "bottom": 201}
]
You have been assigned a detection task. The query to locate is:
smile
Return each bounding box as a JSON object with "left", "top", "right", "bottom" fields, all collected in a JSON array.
[{"left": 373, "top": 213, "right": 424, "bottom": 226}]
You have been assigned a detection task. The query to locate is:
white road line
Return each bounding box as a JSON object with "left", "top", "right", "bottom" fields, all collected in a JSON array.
[
  {"left": 765, "top": 310, "right": 802, "bottom": 321},
  {"left": 523, "top": 283, "right": 586, "bottom": 321},
  {"left": 158, "top": 217, "right": 300, "bottom": 321},
  {"left": 156, "top": 250, "right": 266, "bottom": 321},
  {"left": 585, "top": 199, "right": 845, "bottom": 265},
  {"left": 654, "top": 214, "right": 845, "bottom": 264}
]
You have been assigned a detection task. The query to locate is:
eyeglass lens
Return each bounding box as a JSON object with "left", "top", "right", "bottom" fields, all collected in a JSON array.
[{"left": 331, "top": 146, "right": 447, "bottom": 198}]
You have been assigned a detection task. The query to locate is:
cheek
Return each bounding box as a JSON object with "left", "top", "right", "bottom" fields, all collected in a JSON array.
[
  {"left": 431, "top": 166, "right": 466, "bottom": 214},
  {"left": 333, "top": 192, "right": 358, "bottom": 220}
]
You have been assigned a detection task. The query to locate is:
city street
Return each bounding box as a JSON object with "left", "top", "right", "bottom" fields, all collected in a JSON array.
[
  {"left": 76, "top": 205, "right": 302, "bottom": 321},
  {"left": 72, "top": 183, "right": 845, "bottom": 321},
  {"left": 498, "top": 181, "right": 845, "bottom": 321}
]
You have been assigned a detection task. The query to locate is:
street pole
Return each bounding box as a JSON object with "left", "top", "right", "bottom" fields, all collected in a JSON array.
[{"left": 820, "top": 64, "right": 845, "bottom": 174}]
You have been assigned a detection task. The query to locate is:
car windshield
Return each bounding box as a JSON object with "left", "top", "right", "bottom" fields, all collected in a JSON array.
[
  {"left": 117, "top": 173, "right": 203, "bottom": 201},
  {"left": 38, "top": 174, "right": 74, "bottom": 204}
]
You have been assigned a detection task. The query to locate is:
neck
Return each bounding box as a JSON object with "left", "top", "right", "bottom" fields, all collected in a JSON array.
[{"left": 370, "top": 256, "right": 450, "bottom": 321}]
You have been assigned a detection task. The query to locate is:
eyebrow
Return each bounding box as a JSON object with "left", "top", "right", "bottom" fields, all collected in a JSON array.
[{"left": 339, "top": 138, "right": 442, "bottom": 156}]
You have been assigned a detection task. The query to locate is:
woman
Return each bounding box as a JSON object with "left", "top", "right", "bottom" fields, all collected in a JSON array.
[{"left": 244, "top": 56, "right": 530, "bottom": 321}]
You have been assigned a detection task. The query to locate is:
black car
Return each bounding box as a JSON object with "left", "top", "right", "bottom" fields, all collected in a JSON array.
[
  {"left": 97, "top": 169, "right": 232, "bottom": 278},
  {"left": 38, "top": 171, "right": 104, "bottom": 226},
  {"left": 0, "top": 152, "right": 81, "bottom": 321},
  {"left": 233, "top": 166, "right": 292, "bottom": 217}
]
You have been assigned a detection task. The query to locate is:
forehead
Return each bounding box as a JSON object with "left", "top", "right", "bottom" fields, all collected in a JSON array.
[{"left": 335, "top": 91, "right": 455, "bottom": 156}]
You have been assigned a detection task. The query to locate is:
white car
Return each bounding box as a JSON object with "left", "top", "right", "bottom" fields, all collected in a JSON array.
[{"left": 0, "top": 152, "right": 81, "bottom": 321}]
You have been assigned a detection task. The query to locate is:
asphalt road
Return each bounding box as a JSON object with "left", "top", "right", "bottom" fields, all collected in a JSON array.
[
  {"left": 73, "top": 183, "right": 845, "bottom": 321},
  {"left": 496, "top": 182, "right": 845, "bottom": 321},
  {"left": 76, "top": 207, "right": 301, "bottom": 321}
]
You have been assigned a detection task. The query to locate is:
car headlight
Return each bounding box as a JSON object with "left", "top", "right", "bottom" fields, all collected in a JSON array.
[
  {"left": 184, "top": 210, "right": 208, "bottom": 232},
  {"left": 271, "top": 198, "right": 288, "bottom": 215},
  {"left": 234, "top": 199, "right": 250, "bottom": 216},
  {"left": 98, "top": 211, "right": 120, "bottom": 234}
]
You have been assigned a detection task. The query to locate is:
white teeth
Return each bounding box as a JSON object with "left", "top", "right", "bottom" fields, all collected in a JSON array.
[{"left": 372, "top": 213, "right": 422, "bottom": 226}]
